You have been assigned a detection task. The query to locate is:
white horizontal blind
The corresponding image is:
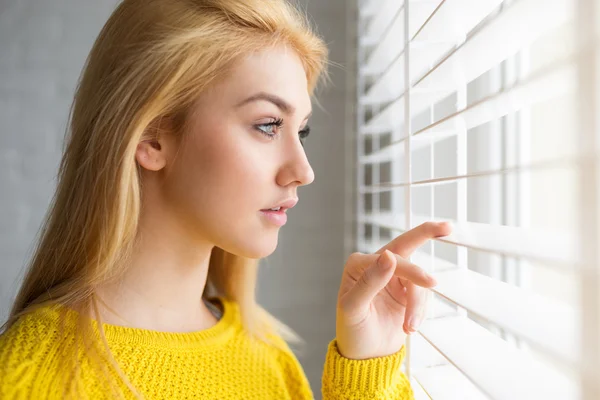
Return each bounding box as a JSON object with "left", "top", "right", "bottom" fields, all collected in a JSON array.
[{"left": 355, "top": 0, "right": 600, "bottom": 399}]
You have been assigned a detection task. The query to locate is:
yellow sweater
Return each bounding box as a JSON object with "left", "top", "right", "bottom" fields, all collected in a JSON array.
[{"left": 0, "top": 297, "right": 414, "bottom": 399}]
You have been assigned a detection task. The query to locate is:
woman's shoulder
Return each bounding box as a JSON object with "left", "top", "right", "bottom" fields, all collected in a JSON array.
[
  {"left": 0, "top": 304, "right": 62, "bottom": 354},
  {"left": 0, "top": 304, "right": 69, "bottom": 398}
]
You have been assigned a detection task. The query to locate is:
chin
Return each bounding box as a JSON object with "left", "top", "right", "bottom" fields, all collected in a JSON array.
[
  {"left": 244, "top": 239, "right": 279, "bottom": 259},
  {"left": 221, "top": 233, "right": 279, "bottom": 260}
]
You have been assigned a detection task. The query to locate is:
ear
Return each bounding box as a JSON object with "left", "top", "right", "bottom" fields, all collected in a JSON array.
[{"left": 136, "top": 117, "right": 174, "bottom": 171}]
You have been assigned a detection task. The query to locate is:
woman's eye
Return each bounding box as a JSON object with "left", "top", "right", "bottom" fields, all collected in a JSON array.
[
  {"left": 299, "top": 126, "right": 310, "bottom": 140},
  {"left": 254, "top": 120, "right": 311, "bottom": 146},
  {"left": 255, "top": 119, "right": 284, "bottom": 139},
  {"left": 257, "top": 124, "right": 276, "bottom": 135},
  {"left": 298, "top": 126, "right": 310, "bottom": 147}
]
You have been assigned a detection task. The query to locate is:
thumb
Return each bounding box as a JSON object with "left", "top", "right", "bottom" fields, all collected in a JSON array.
[{"left": 341, "top": 250, "right": 396, "bottom": 313}]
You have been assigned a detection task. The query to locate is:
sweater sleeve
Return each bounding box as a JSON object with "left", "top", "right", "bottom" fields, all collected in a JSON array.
[{"left": 322, "top": 339, "right": 414, "bottom": 400}]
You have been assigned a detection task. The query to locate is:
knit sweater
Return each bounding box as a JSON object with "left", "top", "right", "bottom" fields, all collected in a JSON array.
[{"left": 0, "top": 297, "right": 414, "bottom": 399}]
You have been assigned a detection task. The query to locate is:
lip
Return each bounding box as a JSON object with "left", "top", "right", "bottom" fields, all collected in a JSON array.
[
  {"left": 259, "top": 209, "right": 288, "bottom": 226},
  {"left": 259, "top": 198, "right": 297, "bottom": 227},
  {"left": 260, "top": 198, "right": 298, "bottom": 212}
]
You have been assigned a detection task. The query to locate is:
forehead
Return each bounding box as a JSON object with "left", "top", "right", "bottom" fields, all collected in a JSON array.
[{"left": 212, "top": 46, "right": 312, "bottom": 114}]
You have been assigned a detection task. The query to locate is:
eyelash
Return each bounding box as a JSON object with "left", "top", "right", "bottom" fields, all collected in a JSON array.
[{"left": 255, "top": 118, "right": 311, "bottom": 146}]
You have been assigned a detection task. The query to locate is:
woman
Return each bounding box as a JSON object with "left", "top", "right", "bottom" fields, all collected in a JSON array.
[{"left": 0, "top": 0, "right": 451, "bottom": 398}]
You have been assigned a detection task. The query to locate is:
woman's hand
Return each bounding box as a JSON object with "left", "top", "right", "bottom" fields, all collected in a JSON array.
[{"left": 335, "top": 222, "right": 452, "bottom": 360}]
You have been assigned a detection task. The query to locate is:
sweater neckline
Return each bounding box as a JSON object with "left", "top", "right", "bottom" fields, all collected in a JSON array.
[{"left": 42, "top": 296, "right": 241, "bottom": 350}]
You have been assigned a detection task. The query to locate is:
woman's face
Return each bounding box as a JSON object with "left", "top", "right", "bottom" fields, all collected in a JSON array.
[{"left": 159, "top": 46, "right": 314, "bottom": 259}]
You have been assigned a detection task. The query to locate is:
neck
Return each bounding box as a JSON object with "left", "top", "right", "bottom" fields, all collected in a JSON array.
[{"left": 94, "top": 205, "right": 219, "bottom": 333}]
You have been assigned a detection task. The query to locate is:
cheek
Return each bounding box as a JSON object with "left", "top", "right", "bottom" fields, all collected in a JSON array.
[
  {"left": 162, "top": 127, "right": 281, "bottom": 257},
  {"left": 169, "top": 127, "right": 270, "bottom": 214},
  {"left": 204, "top": 130, "right": 266, "bottom": 187}
]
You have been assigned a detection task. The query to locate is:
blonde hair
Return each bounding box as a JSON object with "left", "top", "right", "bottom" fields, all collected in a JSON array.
[{"left": 2, "top": 0, "right": 328, "bottom": 397}]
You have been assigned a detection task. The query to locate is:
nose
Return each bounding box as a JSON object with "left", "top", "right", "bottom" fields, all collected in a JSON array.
[{"left": 276, "top": 137, "right": 315, "bottom": 188}]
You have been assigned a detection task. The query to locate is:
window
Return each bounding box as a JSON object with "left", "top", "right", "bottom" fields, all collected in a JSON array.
[{"left": 354, "top": 0, "right": 600, "bottom": 398}]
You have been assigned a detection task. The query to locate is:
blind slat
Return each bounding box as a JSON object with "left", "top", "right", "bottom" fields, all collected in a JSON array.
[
  {"left": 363, "top": 1, "right": 403, "bottom": 43},
  {"left": 364, "top": 1, "right": 441, "bottom": 72},
  {"left": 415, "top": 0, "right": 573, "bottom": 90},
  {"left": 362, "top": 58, "right": 576, "bottom": 144},
  {"left": 410, "top": 377, "right": 434, "bottom": 400},
  {"left": 362, "top": 44, "right": 450, "bottom": 104},
  {"left": 414, "top": 365, "right": 489, "bottom": 400},
  {"left": 360, "top": 213, "right": 579, "bottom": 266},
  {"left": 360, "top": 156, "right": 579, "bottom": 189},
  {"left": 359, "top": 128, "right": 453, "bottom": 163},
  {"left": 362, "top": 0, "right": 574, "bottom": 135},
  {"left": 433, "top": 268, "right": 579, "bottom": 366},
  {"left": 360, "top": 87, "right": 443, "bottom": 135},
  {"left": 412, "top": 0, "right": 502, "bottom": 44},
  {"left": 420, "top": 317, "right": 578, "bottom": 400}
]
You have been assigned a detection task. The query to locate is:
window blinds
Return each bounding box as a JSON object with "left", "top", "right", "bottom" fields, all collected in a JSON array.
[{"left": 354, "top": 0, "right": 600, "bottom": 399}]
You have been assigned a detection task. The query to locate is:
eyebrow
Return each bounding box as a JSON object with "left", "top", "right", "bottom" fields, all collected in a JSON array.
[{"left": 235, "top": 92, "right": 313, "bottom": 120}]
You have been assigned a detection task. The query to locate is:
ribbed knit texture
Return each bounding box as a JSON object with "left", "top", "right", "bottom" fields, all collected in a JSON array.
[
  {"left": 322, "top": 340, "right": 414, "bottom": 399},
  {"left": 0, "top": 297, "right": 413, "bottom": 399}
]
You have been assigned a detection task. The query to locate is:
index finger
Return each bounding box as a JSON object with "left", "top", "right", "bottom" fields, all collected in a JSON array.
[{"left": 376, "top": 221, "right": 452, "bottom": 258}]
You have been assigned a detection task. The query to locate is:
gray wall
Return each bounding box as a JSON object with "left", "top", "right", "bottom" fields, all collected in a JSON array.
[
  {"left": 0, "top": 1, "right": 353, "bottom": 398},
  {"left": 0, "top": 0, "right": 123, "bottom": 317}
]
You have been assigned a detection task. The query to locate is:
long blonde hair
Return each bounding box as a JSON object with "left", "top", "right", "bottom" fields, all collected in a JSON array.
[{"left": 2, "top": 0, "right": 327, "bottom": 397}]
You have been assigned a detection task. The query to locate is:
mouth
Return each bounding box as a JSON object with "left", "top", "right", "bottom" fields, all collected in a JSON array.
[
  {"left": 259, "top": 206, "right": 288, "bottom": 213},
  {"left": 261, "top": 198, "right": 298, "bottom": 212},
  {"left": 259, "top": 208, "right": 288, "bottom": 226}
]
